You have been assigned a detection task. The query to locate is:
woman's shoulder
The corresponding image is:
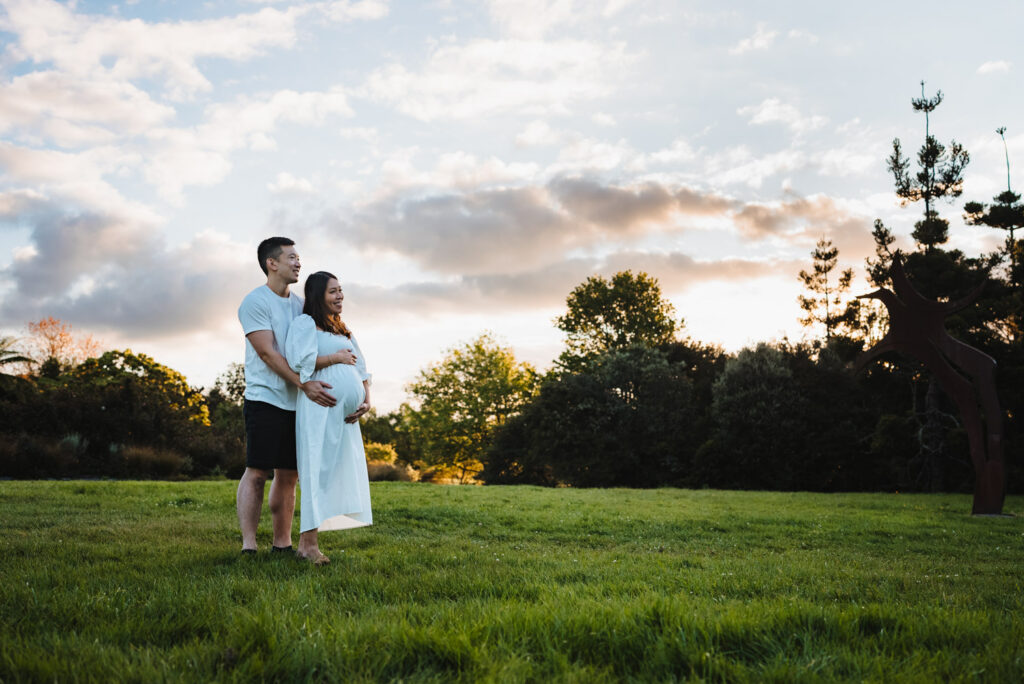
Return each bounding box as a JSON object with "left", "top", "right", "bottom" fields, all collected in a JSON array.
[{"left": 290, "top": 313, "right": 315, "bottom": 332}]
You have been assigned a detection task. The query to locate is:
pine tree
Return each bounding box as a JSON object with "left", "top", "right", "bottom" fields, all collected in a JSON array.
[
  {"left": 964, "top": 127, "right": 1024, "bottom": 290},
  {"left": 797, "top": 238, "right": 854, "bottom": 342},
  {"left": 887, "top": 82, "right": 970, "bottom": 252}
]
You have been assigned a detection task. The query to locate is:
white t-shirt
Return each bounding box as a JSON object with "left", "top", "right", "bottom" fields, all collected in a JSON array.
[{"left": 238, "top": 284, "right": 305, "bottom": 410}]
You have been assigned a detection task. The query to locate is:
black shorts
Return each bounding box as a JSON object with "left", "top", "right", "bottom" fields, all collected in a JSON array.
[{"left": 244, "top": 400, "right": 297, "bottom": 471}]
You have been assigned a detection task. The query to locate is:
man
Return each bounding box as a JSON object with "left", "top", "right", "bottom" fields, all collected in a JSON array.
[{"left": 236, "top": 237, "right": 352, "bottom": 554}]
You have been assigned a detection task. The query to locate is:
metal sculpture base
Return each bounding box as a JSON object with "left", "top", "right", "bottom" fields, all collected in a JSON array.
[{"left": 855, "top": 255, "right": 1005, "bottom": 514}]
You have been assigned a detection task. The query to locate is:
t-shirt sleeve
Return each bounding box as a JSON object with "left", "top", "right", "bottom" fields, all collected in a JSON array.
[
  {"left": 351, "top": 334, "right": 372, "bottom": 385},
  {"left": 285, "top": 314, "right": 318, "bottom": 384},
  {"left": 238, "top": 292, "right": 272, "bottom": 335}
]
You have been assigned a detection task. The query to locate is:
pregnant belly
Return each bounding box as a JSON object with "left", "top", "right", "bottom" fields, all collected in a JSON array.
[{"left": 324, "top": 365, "right": 365, "bottom": 415}]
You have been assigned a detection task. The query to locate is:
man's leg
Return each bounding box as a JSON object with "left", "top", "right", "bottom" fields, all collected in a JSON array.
[
  {"left": 269, "top": 468, "right": 298, "bottom": 548},
  {"left": 237, "top": 467, "right": 270, "bottom": 551}
]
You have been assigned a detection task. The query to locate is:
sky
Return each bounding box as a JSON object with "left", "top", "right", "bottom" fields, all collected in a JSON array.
[{"left": 1, "top": 0, "right": 1021, "bottom": 411}]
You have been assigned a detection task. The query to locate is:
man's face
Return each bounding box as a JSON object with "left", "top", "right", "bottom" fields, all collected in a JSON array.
[{"left": 270, "top": 245, "right": 301, "bottom": 284}]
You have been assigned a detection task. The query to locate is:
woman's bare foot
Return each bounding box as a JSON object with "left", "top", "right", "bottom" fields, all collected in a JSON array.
[
  {"left": 297, "top": 529, "right": 328, "bottom": 565},
  {"left": 297, "top": 549, "right": 330, "bottom": 565}
]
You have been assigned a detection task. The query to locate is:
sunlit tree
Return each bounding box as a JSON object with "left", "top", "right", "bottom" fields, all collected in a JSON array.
[
  {"left": 404, "top": 333, "right": 538, "bottom": 482},
  {"left": 25, "top": 317, "right": 102, "bottom": 374},
  {"left": 555, "top": 270, "right": 679, "bottom": 371}
]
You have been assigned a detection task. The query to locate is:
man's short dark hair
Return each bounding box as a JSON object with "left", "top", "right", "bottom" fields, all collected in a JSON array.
[{"left": 257, "top": 237, "right": 295, "bottom": 275}]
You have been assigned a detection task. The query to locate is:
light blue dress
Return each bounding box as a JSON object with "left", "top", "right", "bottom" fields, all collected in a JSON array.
[{"left": 285, "top": 314, "right": 372, "bottom": 533}]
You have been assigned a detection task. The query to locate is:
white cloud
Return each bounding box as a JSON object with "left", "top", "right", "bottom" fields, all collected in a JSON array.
[
  {"left": 362, "top": 38, "right": 634, "bottom": 120},
  {"left": 977, "top": 60, "right": 1011, "bottom": 75},
  {"left": 639, "top": 138, "right": 697, "bottom": 167},
  {"left": 319, "top": 0, "right": 390, "bottom": 22},
  {"left": 0, "top": 0, "right": 306, "bottom": 100},
  {"left": 787, "top": 29, "right": 819, "bottom": 44},
  {"left": 0, "top": 71, "right": 175, "bottom": 147},
  {"left": 268, "top": 172, "right": 317, "bottom": 195},
  {"left": 515, "top": 120, "right": 562, "bottom": 147},
  {"left": 144, "top": 88, "right": 354, "bottom": 199},
  {"left": 592, "top": 112, "right": 616, "bottom": 126},
  {"left": 737, "top": 98, "right": 827, "bottom": 134},
  {"left": 555, "top": 137, "right": 635, "bottom": 171},
  {"left": 485, "top": 0, "right": 578, "bottom": 39},
  {"left": 339, "top": 127, "right": 380, "bottom": 143},
  {"left": 705, "top": 146, "right": 806, "bottom": 188},
  {"left": 0, "top": 141, "right": 156, "bottom": 222},
  {"left": 729, "top": 23, "right": 777, "bottom": 55}
]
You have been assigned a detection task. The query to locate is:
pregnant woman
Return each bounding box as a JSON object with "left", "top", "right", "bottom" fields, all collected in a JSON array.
[{"left": 285, "top": 270, "right": 373, "bottom": 565}]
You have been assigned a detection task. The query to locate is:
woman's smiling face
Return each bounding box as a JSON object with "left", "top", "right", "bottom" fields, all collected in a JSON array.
[{"left": 324, "top": 278, "right": 344, "bottom": 314}]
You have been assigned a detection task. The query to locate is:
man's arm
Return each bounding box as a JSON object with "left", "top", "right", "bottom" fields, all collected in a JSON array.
[{"left": 247, "top": 330, "right": 337, "bottom": 407}]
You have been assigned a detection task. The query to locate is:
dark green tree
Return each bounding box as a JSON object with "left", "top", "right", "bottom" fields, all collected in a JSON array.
[
  {"left": 964, "top": 127, "right": 1024, "bottom": 292},
  {"left": 555, "top": 270, "right": 679, "bottom": 371},
  {"left": 484, "top": 346, "right": 696, "bottom": 487},
  {"left": 693, "top": 343, "right": 879, "bottom": 491},
  {"left": 887, "top": 82, "right": 970, "bottom": 251}
]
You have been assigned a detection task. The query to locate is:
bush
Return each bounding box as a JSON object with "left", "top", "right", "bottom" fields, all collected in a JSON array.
[
  {"left": 121, "top": 445, "right": 190, "bottom": 479},
  {"left": 364, "top": 441, "right": 398, "bottom": 464},
  {"left": 0, "top": 433, "right": 79, "bottom": 478},
  {"left": 366, "top": 460, "right": 419, "bottom": 482}
]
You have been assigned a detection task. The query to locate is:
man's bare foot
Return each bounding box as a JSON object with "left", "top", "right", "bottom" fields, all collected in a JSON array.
[{"left": 297, "top": 549, "right": 330, "bottom": 566}]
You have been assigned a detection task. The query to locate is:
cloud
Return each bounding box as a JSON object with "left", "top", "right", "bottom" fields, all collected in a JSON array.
[
  {"left": 361, "top": 38, "right": 634, "bottom": 120},
  {"left": 0, "top": 141, "right": 156, "bottom": 222},
  {"left": 0, "top": 197, "right": 252, "bottom": 336},
  {"left": 348, "top": 251, "right": 792, "bottom": 317},
  {"left": 737, "top": 98, "right": 827, "bottom": 134},
  {"left": 268, "top": 172, "right": 317, "bottom": 195},
  {"left": 731, "top": 194, "right": 873, "bottom": 257},
  {"left": 729, "top": 23, "right": 777, "bottom": 55},
  {"left": 0, "top": 0, "right": 306, "bottom": 100},
  {"left": 325, "top": 176, "right": 746, "bottom": 276},
  {"left": 516, "top": 120, "right": 563, "bottom": 148},
  {"left": 705, "top": 146, "right": 806, "bottom": 188},
  {"left": 0, "top": 71, "right": 175, "bottom": 147},
  {"left": 485, "top": 0, "right": 580, "bottom": 39},
  {"left": 977, "top": 60, "right": 1011, "bottom": 75},
  {"left": 319, "top": 1, "right": 389, "bottom": 22},
  {"left": 144, "top": 87, "right": 354, "bottom": 199}
]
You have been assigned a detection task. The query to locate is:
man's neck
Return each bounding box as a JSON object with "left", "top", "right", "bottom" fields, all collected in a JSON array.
[{"left": 265, "top": 276, "right": 290, "bottom": 298}]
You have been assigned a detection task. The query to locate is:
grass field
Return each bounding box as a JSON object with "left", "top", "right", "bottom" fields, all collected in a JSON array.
[{"left": 1, "top": 481, "right": 1022, "bottom": 682}]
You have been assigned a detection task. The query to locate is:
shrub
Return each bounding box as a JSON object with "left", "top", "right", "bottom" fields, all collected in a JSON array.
[
  {"left": 366, "top": 460, "right": 420, "bottom": 482},
  {"left": 121, "top": 445, "right": 189, "bottom": 479},
  {"left": 364, "top": 441, "right": 398, "bottom": 464},
  {"left": 0, "top": 433, "right": 79, "bottom": 478}
]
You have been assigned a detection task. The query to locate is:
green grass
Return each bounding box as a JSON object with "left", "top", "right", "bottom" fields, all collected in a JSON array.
[{"left": 1, "top": 482, "right": 1022, "bottom": 683}]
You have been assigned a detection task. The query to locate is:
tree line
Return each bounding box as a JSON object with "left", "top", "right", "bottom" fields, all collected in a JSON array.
[{"left": 2, "top": 84, "right": 1021, "bottom": 491}]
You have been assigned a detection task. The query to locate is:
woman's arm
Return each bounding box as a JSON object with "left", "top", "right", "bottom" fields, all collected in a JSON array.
[
  {"left": 315, "top": 348, "right": 357, "bottom": 370},
  {"left": 345, "top": 380, "right": 371, "bottom": 423}
]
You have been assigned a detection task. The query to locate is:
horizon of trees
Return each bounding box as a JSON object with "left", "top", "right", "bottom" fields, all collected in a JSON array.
[{"left": 2, "top": 84, "right": 1022, "bottom": 494}]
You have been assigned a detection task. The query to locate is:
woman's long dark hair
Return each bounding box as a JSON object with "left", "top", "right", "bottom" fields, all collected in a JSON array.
[{"left": 303, "top": 271, "right": 351, "bottom": 337}]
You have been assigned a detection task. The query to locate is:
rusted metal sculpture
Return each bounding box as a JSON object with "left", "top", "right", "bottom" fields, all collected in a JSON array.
[{"left": 855, "top": 254, "right": 1005, "bottom": 514}]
